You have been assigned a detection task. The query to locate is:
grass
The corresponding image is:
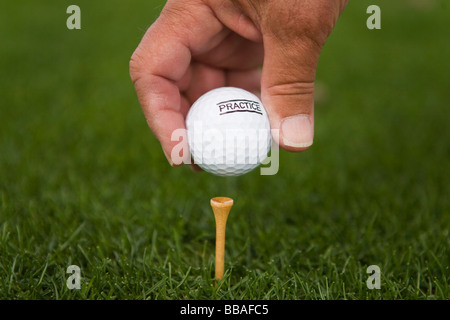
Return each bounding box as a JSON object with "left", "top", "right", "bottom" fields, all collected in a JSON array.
[{"left": 0, "top": 0, "right": 448, "bottom": 300}]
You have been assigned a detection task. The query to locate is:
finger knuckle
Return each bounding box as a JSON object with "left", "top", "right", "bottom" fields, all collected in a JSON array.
[
  {"left": 260, "top": 1, "right": 338, "bottom": 46},
  {"left": 267, "top": 81, "right": 315, "bottom": 97},
  {"left": 129, "top": 51, "right": 144, "bottom": 84}
]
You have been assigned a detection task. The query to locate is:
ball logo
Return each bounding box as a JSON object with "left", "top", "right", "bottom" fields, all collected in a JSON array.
[{"left": 217, "top": 99, "right": 263, "bottom": 116}]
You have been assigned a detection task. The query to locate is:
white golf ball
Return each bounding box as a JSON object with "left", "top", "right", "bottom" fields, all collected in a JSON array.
[{"left": 186, "top": 87, "right": 271, "bottom": 177}]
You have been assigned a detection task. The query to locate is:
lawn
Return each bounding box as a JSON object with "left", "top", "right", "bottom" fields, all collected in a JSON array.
[{"left": 0, "top": 0, "right": 448, "bottom": 300}]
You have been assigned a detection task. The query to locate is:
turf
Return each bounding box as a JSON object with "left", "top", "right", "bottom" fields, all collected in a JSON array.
[{"left": 0, "top": 0, "right": 448, "bottom": 300}]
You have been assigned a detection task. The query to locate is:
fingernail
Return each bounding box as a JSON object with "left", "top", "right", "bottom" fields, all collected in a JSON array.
[
  {"left": 163, "top": 149, "right": 175, "bottom": 166},
  {"left": 189, "top": 164, "right": 203, "bottom": 172},
  {"left": 280, "top": 115, "right": 313, "bottom": 148}
]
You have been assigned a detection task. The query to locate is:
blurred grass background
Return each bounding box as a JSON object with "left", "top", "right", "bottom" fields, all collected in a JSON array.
[{"left": 0, "top": 0, "right": 448, "bottom": 299}]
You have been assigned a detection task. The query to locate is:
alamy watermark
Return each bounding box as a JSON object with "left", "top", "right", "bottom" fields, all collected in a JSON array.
[
  {"left": 66, "top": 5, "right": 81, "bottom": 30},
  {"left": 66, "top": 265, "right": 81, "bottom": 290},
  {"left": 170, "top": 126, "right": 280, "bottom": 175},
  {"left": 367, "top": 5, "right": 381, "bottom": 30},
  {"left": 366, "top": 265, "right": 381, "bottom": 289}
]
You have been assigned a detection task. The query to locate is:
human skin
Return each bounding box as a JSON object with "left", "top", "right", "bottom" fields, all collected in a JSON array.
[{"left": 130, "top": 0, "right": 348, "bottom": 165}]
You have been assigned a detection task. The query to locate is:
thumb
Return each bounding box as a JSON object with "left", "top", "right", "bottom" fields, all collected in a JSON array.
[{"left": 261, "top": 34, "right": 321, "bottom": 152}]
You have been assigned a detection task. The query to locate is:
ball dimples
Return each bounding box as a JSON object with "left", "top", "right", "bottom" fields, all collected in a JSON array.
[{"left": 186, "top": 87, "right": 271, "bottom": 176}]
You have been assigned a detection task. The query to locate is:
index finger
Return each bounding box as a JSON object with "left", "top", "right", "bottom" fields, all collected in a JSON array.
[
  {"left": 130, "top": 22, "right": 191, "bottom": 165},
  {"left": 129, "top": 2, "right": 226, "bottom": 165}
]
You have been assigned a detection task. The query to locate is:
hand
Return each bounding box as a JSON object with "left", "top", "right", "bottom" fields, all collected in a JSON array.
[{"left": 130, "top": 0, "right": 348, "bottom": 165}]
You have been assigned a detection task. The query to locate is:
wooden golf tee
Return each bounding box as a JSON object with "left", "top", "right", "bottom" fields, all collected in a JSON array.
[{"left": 210, "top": 197, "right": 233, "bottom": 281}]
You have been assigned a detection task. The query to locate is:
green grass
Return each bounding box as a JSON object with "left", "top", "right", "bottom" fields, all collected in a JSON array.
[{"left": 0, "top": 0, "right": 448, "bottom": 300}]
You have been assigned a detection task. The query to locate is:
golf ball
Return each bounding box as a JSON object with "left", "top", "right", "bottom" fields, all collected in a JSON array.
[{"left": 186, "top": 87, "right": 271, "bottom": 176}]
